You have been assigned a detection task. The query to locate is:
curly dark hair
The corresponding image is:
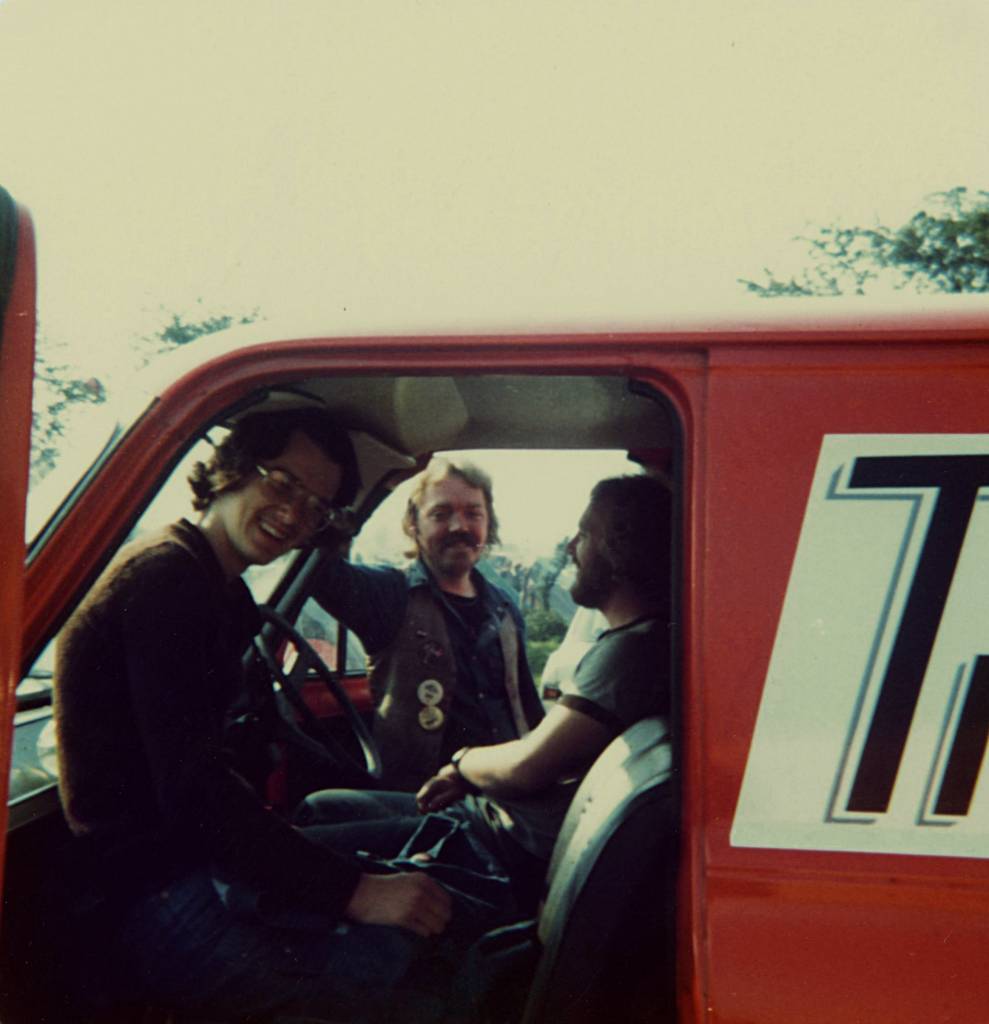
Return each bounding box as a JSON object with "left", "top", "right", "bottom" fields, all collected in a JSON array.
[
  {"left": 188, "top": 409, "right": 360, "bottom": 537},
  {"left": 589, "top": 474, "right": 673, "bottom": 604}
]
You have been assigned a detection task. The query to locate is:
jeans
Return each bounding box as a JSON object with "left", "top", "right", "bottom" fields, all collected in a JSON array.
[
  {"left": 295, "top": 789, "right": 421, "bottom": 859},
  {"left": 77, "top": 805, "right": 523, "bottom": 1024},
  {"left": 107, "top": 868, "right": 425, "bottom": 1023},
  {"left": 298, "top": 789, "right": 547, "bottom": 918},
  {"left": 297, "top": 788, "right": 546, "bottom": 917}
]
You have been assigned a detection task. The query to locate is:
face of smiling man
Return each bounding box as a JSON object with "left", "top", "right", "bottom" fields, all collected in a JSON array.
[
  {"left": 200, "top": 429, "right": 343, "bottom": 579},
  {"left": 411, "top": 473, "right": 489, "bottom": 595}
]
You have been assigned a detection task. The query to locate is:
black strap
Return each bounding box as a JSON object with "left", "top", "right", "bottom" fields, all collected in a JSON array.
[{"left": 558, "top": 693, "right": 623, "bottom": 736}]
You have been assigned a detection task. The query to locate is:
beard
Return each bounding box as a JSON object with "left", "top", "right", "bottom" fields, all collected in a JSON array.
[{"left": 570, "top": 557, "right": 614, "bottom": 609}]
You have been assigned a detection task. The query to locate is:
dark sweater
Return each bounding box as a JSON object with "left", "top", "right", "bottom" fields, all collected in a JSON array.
[{"left": 54, "top": 519, "right": 361, "bottom": 918}]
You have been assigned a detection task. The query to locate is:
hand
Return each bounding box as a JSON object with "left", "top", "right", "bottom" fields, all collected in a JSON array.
[
  {"left": 345, "top": 871, "right": 452, "bottom": 937},
  {"left": 416, "top": 765, "right": 468, "bottom": 814},
  {"left": 316, "top": 515, "right": 357, "bottom": 558}
]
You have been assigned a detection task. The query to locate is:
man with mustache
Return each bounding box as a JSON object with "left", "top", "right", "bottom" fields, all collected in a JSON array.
[
  {"left": 313, "top": 457, "right": 543, "bottom": 792},
  {"left": 411, "top": 473, "right": 673, "bottom": 908}
]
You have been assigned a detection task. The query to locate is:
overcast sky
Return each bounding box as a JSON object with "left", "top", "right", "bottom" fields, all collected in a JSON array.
[
  {"left": 3, "top": 0, "right": 987, "bottom": 376},
  {"left": 4, "top": 1, "right": 988, "bottom": 556}
]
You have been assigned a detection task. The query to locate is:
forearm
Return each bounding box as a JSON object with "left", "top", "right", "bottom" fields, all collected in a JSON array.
[
  {"left": 415, "top": 739, "right": 539, "bottom": 813},
  {"left": 456, "top": 704, "right": 612, "bottom": 799},
  {"left": 418, "top": 705, "right": 612, "bottom": 812},
  {"left": 454, "top": 739, "right": 546, "bottom": 799}
]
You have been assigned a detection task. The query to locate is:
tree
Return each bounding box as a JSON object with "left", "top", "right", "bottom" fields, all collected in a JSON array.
[
  {"left": 740, "top": 187, "right": 989, "bottom": 298},
  {"left": 31, "top": 307, "right": 260, "bottom": 482},
  {"left": 31, "top": 350, "right": 107, "bottom": 480},
  {"left": 508, "top": 538, "right": 572, "bottom": 612},
  {"left": 536, "top": 537, "right": 571, "bottom": 611},
  {"left": 523, "top": 607, "right": 567, "bottom": 643},
  {"left": 151, "top": 308, "right": 260, "bottom": 351}
]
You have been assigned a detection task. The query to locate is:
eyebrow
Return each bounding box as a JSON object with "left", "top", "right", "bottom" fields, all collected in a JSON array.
[
  {"left": 426, "top": 501, "right": 485, "bottom": 512},
  {"left": 270, "top": 463, "right": 336, "bottom": 507}
]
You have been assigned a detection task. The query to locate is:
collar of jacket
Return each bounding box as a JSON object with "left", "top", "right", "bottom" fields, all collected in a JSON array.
[{"left": 405, "top": 558, "right": 508, "bottom": 616}]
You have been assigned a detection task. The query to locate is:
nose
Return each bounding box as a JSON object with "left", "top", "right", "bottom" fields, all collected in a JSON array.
[
  {"left": 448, "top": 508, "right": 466, "bottom": 531},
  {"left": 272, "top": 494, "right": 305, "bottom": 524},
  {"left": 566, "top": 535, "right": 577, "bottom": 559}
]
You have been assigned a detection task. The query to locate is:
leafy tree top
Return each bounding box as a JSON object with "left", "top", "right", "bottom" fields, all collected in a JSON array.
[
  {"left": 32, "top": 307, "right": 259, "bottom": 481},
  {"left": 740, "top": 187, "right": 989, "bottom": 298}
]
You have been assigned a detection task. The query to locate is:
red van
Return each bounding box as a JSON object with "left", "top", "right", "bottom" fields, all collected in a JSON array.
[{"left": 3, "top": 190, "right": 989, "bottom": 1022}]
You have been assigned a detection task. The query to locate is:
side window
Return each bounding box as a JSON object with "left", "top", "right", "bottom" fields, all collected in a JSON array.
[
  {"left": 345, "top": 448, "right": 632, "bottom": 698},
  {"left": 294, "top": 596, "right": 369, "bottom": 674},
  {"left": 9, "top": 641, "right": 60, "bottom": 816}
]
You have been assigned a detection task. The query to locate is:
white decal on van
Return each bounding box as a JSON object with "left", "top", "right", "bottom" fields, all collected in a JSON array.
[{"left": 732, "top": 435, "right": 989, "bottom": 858}]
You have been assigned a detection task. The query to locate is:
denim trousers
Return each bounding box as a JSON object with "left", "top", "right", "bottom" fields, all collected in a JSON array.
[
  {"left": 80, "top": 812, "right": 522, "bottom": 1024},
  {"left": 105, "top": 868, "right": 426, "bottom": 1023}
]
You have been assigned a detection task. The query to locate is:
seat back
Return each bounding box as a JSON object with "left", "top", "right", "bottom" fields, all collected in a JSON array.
[{"left": 523, "top": 716, "right": 677, "bottom": 1024}]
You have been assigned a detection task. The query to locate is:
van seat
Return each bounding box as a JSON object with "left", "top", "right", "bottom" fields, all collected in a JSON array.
[{"left": 523, "top": 714, "right": 677, "bottom": 1023}]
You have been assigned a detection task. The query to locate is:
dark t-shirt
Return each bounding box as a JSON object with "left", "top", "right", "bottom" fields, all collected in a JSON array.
[{"left": 314, "top": 558, "right": 543, "bottom": 759}]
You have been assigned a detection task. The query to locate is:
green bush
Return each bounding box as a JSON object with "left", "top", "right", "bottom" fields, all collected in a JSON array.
[
  {"left": 524, "top": 608, "right": 567, "bottom": 643},
  {"left": 526, "top": 639, "right": 559, "bottom": 682}
]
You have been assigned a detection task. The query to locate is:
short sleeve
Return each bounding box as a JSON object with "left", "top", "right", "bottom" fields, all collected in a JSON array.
[{"left": 560, "top": 623, "right": 669, "bottom": 732}]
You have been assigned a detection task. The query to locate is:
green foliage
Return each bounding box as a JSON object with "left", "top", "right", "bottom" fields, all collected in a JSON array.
[
  {"left": 524, "top": 607, "right": 567, "bottom": 642},
  {"left": 31, "top": 306, "right": 261, "bottom": 482},
  {"left": 156, "top": 309, "right": 259, "bottom": 349},
  {"left": 31, "top": 351, "right": 106, "bottom": 480},
  {"left": 537, "top": 537, "right": 571, "bottom": 608},
  {"left": 740, "top": 187, "right": 989, "bottom": 297},
  {"left": 508, "top": 537, "right": 572, "bottom": 611},
  {"left": 526, "top": 639, "right": 559, "bottom": 682}
]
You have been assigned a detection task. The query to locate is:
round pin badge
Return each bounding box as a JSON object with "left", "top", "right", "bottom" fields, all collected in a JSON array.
[
  {"left": 417, "top": 679, "right": 444, "bottom": 706},
  {"left": 418, "top": 706, "right": 445, "bottom": 731}
]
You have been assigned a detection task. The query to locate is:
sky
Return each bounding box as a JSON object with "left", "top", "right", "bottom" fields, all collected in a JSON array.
[
  {"left": 3, "top": 0, "right": 988, "bottom": 553},
  {"left": 2, "top": 1, "right": 986, "bottom": 363}
]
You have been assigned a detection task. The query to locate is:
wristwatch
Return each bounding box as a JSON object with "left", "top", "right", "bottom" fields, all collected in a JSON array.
[{"left": 450, "top": 746, "right": 480, "bottom": 794}]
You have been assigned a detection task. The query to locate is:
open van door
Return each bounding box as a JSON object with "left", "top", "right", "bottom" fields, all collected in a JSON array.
[{"left": 0, "top": 186, "right": 38, "bottom": 890}]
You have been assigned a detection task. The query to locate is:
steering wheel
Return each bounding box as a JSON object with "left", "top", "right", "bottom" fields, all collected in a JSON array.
[{"left": 254, "top": 605, "right": 383, "bottom": 784}]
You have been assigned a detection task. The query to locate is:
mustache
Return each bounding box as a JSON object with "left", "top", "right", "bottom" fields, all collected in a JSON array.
[{"left": 442, "top": 532, "right": 481, "bottom": 550}]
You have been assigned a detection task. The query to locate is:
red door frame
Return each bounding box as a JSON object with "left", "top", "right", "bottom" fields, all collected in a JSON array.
[{"left": 0, "top": 200, "right": 37, "bottom": 885}]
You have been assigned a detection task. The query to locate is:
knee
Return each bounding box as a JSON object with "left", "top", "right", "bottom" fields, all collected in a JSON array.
[{"left": 293, "top": 788, "right": 381, "bottom": 826}]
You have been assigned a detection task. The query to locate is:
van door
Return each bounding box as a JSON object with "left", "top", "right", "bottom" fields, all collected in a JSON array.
[{"left": 0, "top": 187, "right": 38, "bottom": 883}]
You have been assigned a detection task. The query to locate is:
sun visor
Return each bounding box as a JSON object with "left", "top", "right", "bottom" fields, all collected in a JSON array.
[{"left": 219, "top": 387, "right": 416, "bottom": 504}]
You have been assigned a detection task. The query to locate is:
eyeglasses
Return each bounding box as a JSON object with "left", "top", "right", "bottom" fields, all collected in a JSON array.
[{"left": 255, "top": 464, "right": 339, "bottom": 533}]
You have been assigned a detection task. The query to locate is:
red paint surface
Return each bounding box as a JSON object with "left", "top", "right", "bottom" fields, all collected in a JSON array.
[
  {"left": 0, "top": 205, "right": 36, "bottom": 891},
  {"left": 9, "top": 309, "right": 989, "bottom": 1021}
]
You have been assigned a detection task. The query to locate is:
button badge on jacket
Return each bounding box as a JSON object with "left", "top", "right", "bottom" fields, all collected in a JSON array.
[{"left": 418, "top": 705, "right": 445, "bottom": 731}]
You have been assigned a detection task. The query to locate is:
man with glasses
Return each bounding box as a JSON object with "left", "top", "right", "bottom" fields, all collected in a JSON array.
[{"left": 54, "top": 408, "right": 456, "bottom": 1022}]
